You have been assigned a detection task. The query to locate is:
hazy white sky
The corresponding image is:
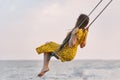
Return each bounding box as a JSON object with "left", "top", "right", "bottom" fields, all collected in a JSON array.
[{"left": 0, "top": 0, "right": 120, "bottom": 60}]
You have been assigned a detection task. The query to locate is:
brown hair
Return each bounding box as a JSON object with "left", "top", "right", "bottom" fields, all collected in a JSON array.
[
  {"left": 75, "top": 14, "right": 89, "bottom": 29},
  {"left": 58, "top": 14, "right": 89, "bottom": 50}
]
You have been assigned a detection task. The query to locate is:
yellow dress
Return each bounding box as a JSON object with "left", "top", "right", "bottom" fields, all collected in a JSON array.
[{"left": 36, "top": 29, "right": 88, "bottom": 62}]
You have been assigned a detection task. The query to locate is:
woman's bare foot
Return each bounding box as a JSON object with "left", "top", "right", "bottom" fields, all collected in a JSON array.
[{"left": 38, "top": 68, "right": 49, "bottom": 77}]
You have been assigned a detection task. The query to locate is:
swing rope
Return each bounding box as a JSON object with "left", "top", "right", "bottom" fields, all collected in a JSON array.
[
  {"left": 87, "top": 0, "right": 113, "bottom": 28},
  {"left": 78, "top": 0, "right": 103, "bottom": 28},
  {"left": 89, "top": 0, "right": 103, "bottom": 16}
]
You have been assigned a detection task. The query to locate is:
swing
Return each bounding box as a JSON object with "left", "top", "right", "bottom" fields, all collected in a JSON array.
[{"left": 52, "top": 0, "right": 113, "bottom": 59}]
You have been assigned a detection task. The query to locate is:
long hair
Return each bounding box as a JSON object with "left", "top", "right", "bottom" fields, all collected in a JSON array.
[
  {"left": 58, "top": 14, "right": 89, "bottom": 50},
  {"left": 75, "top": 14, "right": 89, "bottom": 28}
]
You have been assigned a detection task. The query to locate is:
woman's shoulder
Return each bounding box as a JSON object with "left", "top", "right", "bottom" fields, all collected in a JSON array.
[
  {"left": 77, "top": 29, "right": 83, "bottom": 34},
  {"left": 77, "top": 28, "right": 88, "bottom": 33}
]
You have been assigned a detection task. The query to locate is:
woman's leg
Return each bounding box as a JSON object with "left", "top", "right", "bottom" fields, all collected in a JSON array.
[{"left": 38, "top": 53, "right": 51, "bottom": 77}]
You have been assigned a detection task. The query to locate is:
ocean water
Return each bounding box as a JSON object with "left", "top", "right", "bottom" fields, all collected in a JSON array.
[{"left": 0, "top": 60, "right": 120, "bottom": 80}]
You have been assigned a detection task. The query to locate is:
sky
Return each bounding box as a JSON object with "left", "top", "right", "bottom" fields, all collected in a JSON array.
[{"left": 0, "top": 0, "right": 120, "bottom": 60}]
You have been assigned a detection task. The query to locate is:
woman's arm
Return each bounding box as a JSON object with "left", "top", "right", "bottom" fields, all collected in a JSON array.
[{"left": 69, "top": 28, "right": 79, "bottom": 47}]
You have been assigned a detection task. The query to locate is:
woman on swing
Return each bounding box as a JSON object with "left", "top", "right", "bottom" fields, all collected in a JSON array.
[{"left": 36, "top": 14, "right": 90, "bottom": 77}]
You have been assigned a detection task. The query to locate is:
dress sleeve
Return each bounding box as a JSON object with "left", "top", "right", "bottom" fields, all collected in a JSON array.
[
  {"left": 76, "top": 29, "right": 88, "bottom": 44},
  {"left": 76, "top": 29, "right": 84, "bottom": 41},
  {"left": 80, "top": 29, "right": 88, "bottom": 44}
]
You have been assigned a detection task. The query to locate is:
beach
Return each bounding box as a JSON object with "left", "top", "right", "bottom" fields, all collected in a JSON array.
[{"left": 0, "top": 60, "right": 120, "bottom": 80}]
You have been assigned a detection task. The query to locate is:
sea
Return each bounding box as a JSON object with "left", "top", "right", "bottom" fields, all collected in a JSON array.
[{"left": 0, "top": 60, "right": 120, "bottom": 80}]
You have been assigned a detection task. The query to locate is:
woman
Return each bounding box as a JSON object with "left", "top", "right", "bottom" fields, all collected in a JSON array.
[{"left": 36, "top": 14, "right": 89, "bottom": 77}]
